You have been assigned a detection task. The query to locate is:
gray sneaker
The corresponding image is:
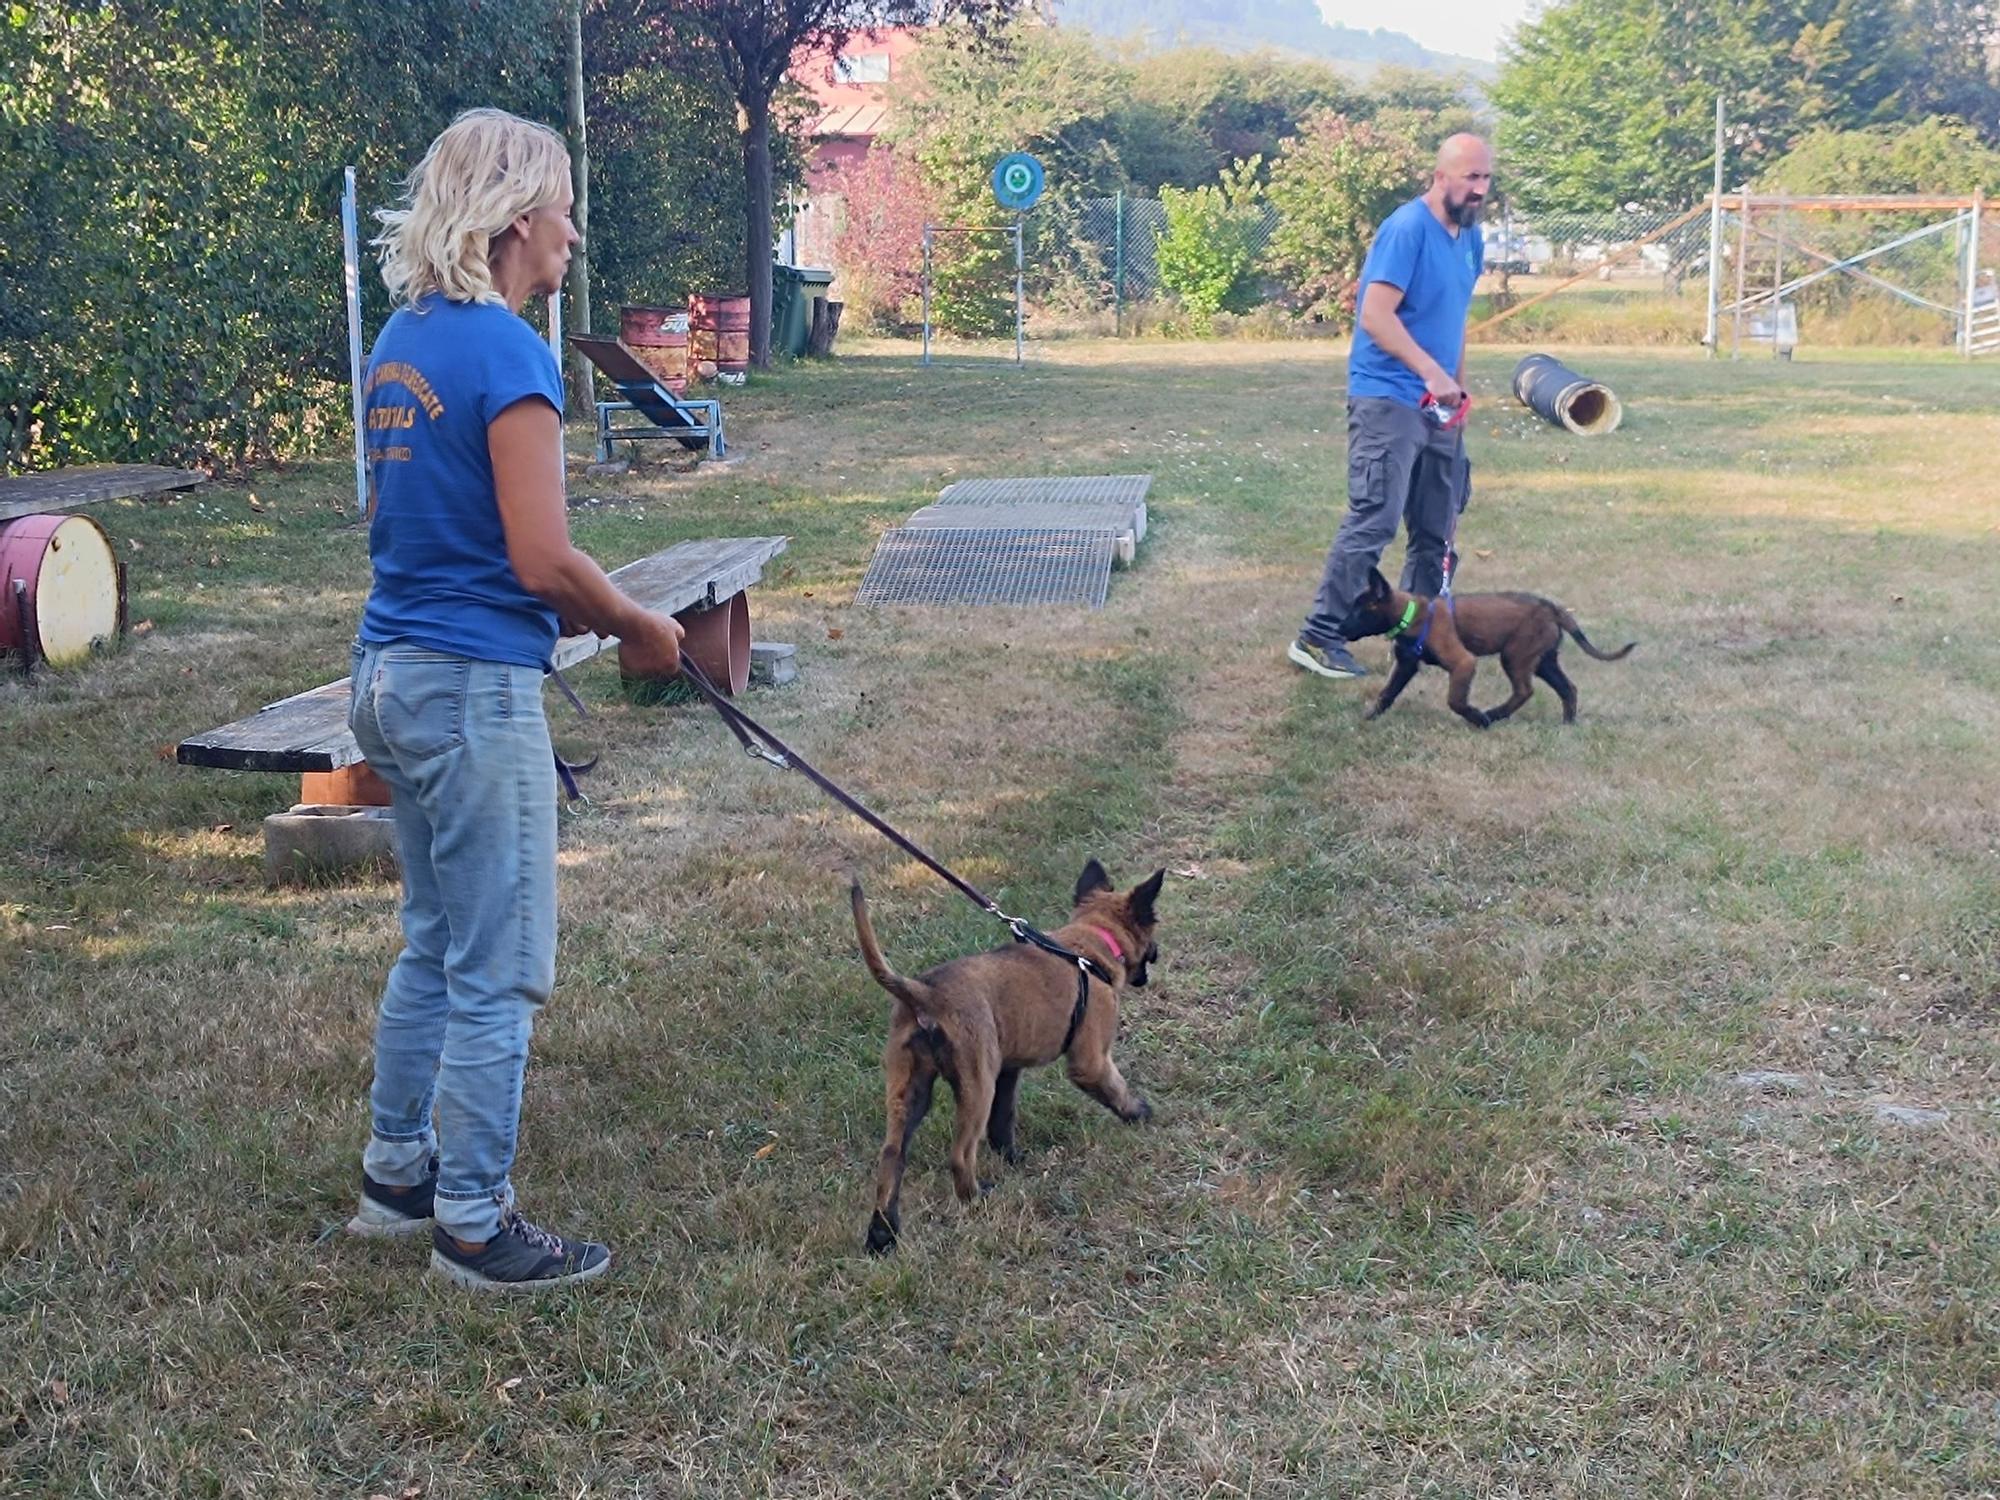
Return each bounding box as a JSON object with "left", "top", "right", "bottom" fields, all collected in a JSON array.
[
  {"left": 346, "top": 1159, "right": 439, "bottom": 1239},
  {"left": 429, "top": 1209, "right": 611, "bottom": 1292},
  {"left": 1287, "top": 637, "right": 1370, "bottom": 679}
]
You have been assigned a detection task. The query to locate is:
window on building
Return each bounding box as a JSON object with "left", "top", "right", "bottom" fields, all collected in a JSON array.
[{"left": 835, "top": 52, "right": 890, "bottom": 84}]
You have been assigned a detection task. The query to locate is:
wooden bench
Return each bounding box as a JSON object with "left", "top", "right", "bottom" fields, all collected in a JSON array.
[
  {"left": 176, "top": 535, "right": 789, "bottom": 805},
  {"left": 0, "top": 463, "right": 205, "bottom": 524}
]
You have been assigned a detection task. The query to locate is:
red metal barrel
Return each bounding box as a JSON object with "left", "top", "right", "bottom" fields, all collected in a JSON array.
[
  {"left": 0, "top": 513, "right": 125, "bottom": 667},
  {"left": 619, "top": 304, "right": 689, "bottom": 395},
  {"left": 711, "top": 294, "right": 751, "bottom": 380},
  {"left": 687, "top": 294, "right": 719, "bottom": 381}
]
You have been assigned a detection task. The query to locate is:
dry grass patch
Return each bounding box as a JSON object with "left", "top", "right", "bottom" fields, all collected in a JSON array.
[{"left": 4, "top": 341, "right": 1999, "bottom": 1495}]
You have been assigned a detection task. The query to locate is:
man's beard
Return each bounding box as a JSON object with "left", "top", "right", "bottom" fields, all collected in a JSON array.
[{"left": 1451, "top": 196, "right": 1484, "bottom": 228}]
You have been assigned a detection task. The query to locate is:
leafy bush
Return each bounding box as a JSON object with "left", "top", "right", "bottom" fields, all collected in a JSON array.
[
  {"left": 1154, "top": 159, "right": 1265, "bottom": 332},
  {"left": 823, "top": 147, "right": 937, "bottom": 333},
  {"left": 1264, "top": 113, "right": 1423, "bottom": 325}
]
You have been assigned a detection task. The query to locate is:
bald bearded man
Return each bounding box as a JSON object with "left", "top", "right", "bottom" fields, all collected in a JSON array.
[{"left": 1289, "top": 133, "right": 1492, "bottom": 682}]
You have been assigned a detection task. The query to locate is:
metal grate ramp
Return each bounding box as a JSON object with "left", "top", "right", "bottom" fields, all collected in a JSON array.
[
  {"left": 903, "top": 500, "right": 1132, "bottom": 532},
  {"left": 855, "top": 527, "right": 1115, "bottom": 609},
  {"left": 936, "top": 473, "right": 1150, "bottom": 543}
]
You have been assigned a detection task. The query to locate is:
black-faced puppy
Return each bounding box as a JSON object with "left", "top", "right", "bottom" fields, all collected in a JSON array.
[
  {"left": 1342, "top": 567, "right": 1635, "bottom": 729},
  {"left": 852, "top": 859, "right": 1164, "bottom": 1254}
]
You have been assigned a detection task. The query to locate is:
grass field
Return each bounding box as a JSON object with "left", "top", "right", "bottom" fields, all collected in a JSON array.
[{"left": 5, "top": 339, "right": 1999, "bottom": 1497}]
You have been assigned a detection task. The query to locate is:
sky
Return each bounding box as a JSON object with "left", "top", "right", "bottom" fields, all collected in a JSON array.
[{"left": 1317, "top": 0, "right": 1538, "bottom": 63}]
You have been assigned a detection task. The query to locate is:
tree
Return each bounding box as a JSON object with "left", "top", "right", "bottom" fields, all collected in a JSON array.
[
  {"left": 1760, "top": 114, "right": 2000, "bottom": 192},
  {"left": 1116, "top": 47, "right": 1358, "bottom": 189},
  {"left": 660, "top": 0, "right": 1022, "bottom": 366},
  {"left": 1264, "top": 112, "right": 1425, "bottom": 322},
  {"left": 581, "top": 5, "right": 789, "bottom": 319},
  {"left": 1491, "top": 0, "right": 1909, "bottom": 213},
  {"left": 888, "top": 20, "right": 1124, "bottom": 335},
  {"left": 1892, "top": 0, "right": 2000, "bottom": 140}
]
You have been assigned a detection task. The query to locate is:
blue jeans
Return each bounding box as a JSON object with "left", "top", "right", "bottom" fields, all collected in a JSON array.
[{"left": 348, "top": 642, "right": 557, "bottom": 1243}]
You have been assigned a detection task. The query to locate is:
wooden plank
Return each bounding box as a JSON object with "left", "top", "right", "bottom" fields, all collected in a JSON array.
[
  {"left": 0, "top": 464, "right": 205, "bottom": 523},
  {"left": 176, "top": 535, "right": 789, "bottom": 773},
  {"left": 177, "top": 678, "right": 360, "bottom": 772}
]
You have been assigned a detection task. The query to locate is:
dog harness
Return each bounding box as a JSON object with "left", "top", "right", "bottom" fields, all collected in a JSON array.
[{"left": 1012, "top": 922, "right": 1118, "bottom": 1054}]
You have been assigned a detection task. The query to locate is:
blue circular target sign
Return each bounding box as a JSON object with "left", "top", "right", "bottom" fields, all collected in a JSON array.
[{"left": 991, "top": 152, "right": 1045, "bottom": 212}]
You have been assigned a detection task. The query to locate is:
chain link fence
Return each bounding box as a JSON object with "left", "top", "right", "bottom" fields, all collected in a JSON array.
[{"left": 800, "top": 179, "right": 1996, "bottom": 351}]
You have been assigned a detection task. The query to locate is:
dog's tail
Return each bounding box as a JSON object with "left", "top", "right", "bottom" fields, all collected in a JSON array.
[
  {"left": 850, "top": 881, "right": 937, "bottom": 1024},
  {"left": 1554, "top": 604, "right": 1637, "bottom": 662}
]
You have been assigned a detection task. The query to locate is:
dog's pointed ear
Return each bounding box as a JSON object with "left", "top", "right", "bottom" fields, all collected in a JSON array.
[
  {"left": 1127, "top": 868, "right": 1166, "bottom": 927},
  {"left": 1367, "top": 567, "right": 1392, "bottom": 603},
  {"left": 1074, "top": 858, "right": 1114, "bottom": 906}
]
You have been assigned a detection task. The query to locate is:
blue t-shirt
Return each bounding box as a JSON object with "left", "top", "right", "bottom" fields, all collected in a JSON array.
[
  {"left": 1347, "top": 197, "right": 1484, "bottom": 406},
  {"left": 358, "top": 296, "right": 565, "bottom": 668}
]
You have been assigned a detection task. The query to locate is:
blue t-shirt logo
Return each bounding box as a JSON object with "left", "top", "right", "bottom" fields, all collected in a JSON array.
[
  {"left": 1348, "top": 197, "right": 1485, "bottom": 407},
  {"left": 359, "top": 297, "right": 566, "bottom": 669}
]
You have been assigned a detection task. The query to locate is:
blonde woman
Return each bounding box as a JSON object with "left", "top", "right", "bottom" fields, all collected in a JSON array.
[{"left": 343, "top": 108, "right": 682, "bottom": 1290}]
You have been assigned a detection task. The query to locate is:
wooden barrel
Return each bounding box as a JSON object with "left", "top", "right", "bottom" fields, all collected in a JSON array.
[
  {"left": 620, "top": 304, "right": 689, "bottom": 394},
  {"left": 0, "top": 513, "right": 124, "bottom": 667},
  {"left": 687, "top": 294, "right": 719, "bottom": 381},
  {"left": 710, "top": 293, "right": 751, "bottom": 380}
]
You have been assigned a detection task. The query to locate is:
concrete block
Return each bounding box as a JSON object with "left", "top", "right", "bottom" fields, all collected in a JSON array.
[
  {"left": 264, "top": 803, "right": 397, "bottom": 886},
  {"left": 750, "top": 641, "right": 798, "bottom": 687}
]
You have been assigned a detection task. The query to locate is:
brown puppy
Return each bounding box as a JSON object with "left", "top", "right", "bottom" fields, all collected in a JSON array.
[
  {"left": 853, "top": 859, "right": 1163, "bottom": 1254},
  {"left": 1341, "top": 567, "right": 1635, "bottom": 728}
]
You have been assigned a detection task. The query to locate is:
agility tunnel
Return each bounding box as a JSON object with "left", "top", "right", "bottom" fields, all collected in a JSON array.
[{"left": 1512, "top": 354, "right": 1623, "bottom": 436}]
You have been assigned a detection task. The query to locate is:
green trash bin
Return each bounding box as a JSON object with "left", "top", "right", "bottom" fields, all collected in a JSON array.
[{"left": 772, "top": 263, "right": 835, "bottom": 357}]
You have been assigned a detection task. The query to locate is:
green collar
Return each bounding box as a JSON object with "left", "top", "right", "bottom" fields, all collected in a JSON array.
[{"left": 1385, "top": 599, "right": 1419, "bottom": 638}]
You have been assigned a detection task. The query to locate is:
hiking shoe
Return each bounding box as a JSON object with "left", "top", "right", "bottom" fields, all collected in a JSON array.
[
  {"left": 1287, "top": 637, "right": 1370, "bottom": 679},
  {"left": 346, "top": 1159, "right": 439, "bottom": 1239},
  {"left": 428, "top": 1209, "right": 611, "bottom": 1292}
]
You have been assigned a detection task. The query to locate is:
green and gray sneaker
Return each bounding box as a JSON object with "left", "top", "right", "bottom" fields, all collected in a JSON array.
[
  {"left": 429, "top": 1209, "right": 611, "bottom": 1292},
  {"left": 1287, "top": 637, "right": 1370, "bottom": 679}
]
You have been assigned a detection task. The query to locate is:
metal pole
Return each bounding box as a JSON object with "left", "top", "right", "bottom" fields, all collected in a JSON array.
[
  {"left": 921, "top": 225, "right": 932, "bottom": 367},
  {"left": 1771, "top": 208, "right": 1783, "bottom": 359},
  {"left": 1963, "top": 190, "right": 1983, "bottom": 358},
  {"left": 1732, "top": 190, "right": 1750, "bottom": 358},
  {"left": 564, "top": 0, "right": 592, "bottom": 409},
  {"left": 1014, "top": 218, "right": 1024, "bottom": 366},
  {"left": 548, "top": 293, "right": 562, "bottom": 360},
  {"left": 1705, "top": 95, "right": 1724, "bottom": 355},
  {"left": 341, "top": 166, "right": 366, "bottom": 516},
  {"left": 1114, "top": 189, "right": 1125, "bottom": 336}
]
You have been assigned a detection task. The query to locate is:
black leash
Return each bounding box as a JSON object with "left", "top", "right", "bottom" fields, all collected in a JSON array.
[
  {"left": 547, "top": 666, "right": 599, "bottom": 802},
  {"left": 669, "top": 654, "right": 1114, "bottom": 1047}
]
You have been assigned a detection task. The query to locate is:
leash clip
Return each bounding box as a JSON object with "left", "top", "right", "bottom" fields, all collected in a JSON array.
[{"left": 742, "top": 741, "right": 790, "bottom": 770}]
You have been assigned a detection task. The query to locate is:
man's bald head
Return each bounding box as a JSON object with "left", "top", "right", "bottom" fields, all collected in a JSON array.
[{"left": 1430, "top": 133, "right": 1492, "bottom": 228}]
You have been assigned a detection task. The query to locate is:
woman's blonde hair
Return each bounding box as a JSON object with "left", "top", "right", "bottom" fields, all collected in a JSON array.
[{"left": 374, "top": 107, "right": 572, "bottom": 306}]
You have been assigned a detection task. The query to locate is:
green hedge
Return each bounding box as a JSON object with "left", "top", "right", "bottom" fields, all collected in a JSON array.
[{"left": 1, "top": 2, "right": 784, "bottom": 473}]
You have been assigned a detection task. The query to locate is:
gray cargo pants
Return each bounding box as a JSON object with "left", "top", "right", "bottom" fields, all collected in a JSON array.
[{"left": 1299, "top": 396, "right": 1470, "bottom": 650}]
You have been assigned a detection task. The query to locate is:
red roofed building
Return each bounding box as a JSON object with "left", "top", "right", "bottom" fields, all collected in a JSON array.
[
  {"left": 793, "top": 26, "right": 926, "bottom": 176},
  {"left": 785, "top": 26, "right": 927, "bottom": 272}
]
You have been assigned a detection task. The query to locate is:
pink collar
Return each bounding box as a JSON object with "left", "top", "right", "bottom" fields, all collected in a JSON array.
[{"left": 1087, "top": 924, "right": 1124, "bottom": 962}]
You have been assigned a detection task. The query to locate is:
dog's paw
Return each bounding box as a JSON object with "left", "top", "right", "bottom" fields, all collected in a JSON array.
[
  {"left": 977, "top": 1179, "right": 997, "bottom": 1197},
  {"left": 1126, "top": 1098, "right": 1153, "bottom": 1125},
  {"left": 864, "top": 1210, "right": 899, "bottom": 1255},
  {"left": 1466, "top": 709, "right": 1492, "bottom": 730}
]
